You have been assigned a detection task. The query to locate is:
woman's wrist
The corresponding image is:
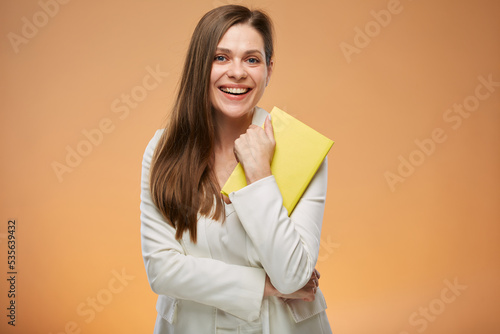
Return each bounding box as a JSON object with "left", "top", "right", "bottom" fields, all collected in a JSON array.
[
  {"left": 245, "top": 167, "right": 272, "bottom": 185},
  {"left": 263, "top": 275, "right": 279, "bottom": 298}
]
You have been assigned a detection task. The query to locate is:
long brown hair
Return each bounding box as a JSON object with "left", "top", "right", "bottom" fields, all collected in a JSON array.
[{"left": 149, "top": 5, "right": 274, "bottom": 242}]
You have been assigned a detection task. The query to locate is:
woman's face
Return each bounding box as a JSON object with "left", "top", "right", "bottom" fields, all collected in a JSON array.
[{"left": 209, "top": 23, "right": 273, "bottom": 121}]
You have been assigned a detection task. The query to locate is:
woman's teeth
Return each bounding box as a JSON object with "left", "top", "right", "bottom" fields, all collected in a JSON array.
[{"left": 220, "top": 87, "right": 249, "bottom": 95}]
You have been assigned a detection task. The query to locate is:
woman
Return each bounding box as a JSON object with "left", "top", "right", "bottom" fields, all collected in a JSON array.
[{"left": 141, "top": 5, "right": 332, "bottom": 333}]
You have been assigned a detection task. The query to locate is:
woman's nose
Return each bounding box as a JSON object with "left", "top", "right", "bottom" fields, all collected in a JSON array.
[{"left": 227, "top": 61, "right": 247, "bottom": 80}]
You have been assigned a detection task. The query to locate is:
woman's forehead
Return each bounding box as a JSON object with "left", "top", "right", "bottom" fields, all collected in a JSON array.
[{"left": 217, "top": 23, "right": 265, "bottom": 52}]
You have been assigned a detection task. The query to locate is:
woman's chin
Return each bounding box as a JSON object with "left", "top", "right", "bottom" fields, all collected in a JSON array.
[{"left": 214, "top": 104, "right": 255, "bottom": 120}]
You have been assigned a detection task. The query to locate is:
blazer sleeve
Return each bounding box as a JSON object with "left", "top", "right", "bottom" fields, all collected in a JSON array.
[
  {"left": 229, "top": 157, "right": 328, "bottom": 295},
  {"left": 140, "top": 131, "right": 266, "bottom": 321}
]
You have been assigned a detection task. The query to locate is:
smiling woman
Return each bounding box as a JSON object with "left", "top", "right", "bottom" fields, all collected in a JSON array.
[
  {"left": 140, "top": 5, "right": 332, "bottom": 334},
  {"left": 210, "top": 24, "right": 272, "bottom": 121}
]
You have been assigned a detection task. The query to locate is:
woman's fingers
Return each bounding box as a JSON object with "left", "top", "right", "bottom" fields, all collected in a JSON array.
[
  {"left": 278, "top": 275, "right": 318, "bottom": 302},
  {"left": 233, "top": 119, "right": 275, "bottom": 184},
  {"left": 274, "top": 269, "right": 322, "bottom": 302},
  {"left": 314, "top": 268, "right": 321, "bottom": 280},
  {"left": 264, "top": 115, "right": 275, "bottom": 142}
]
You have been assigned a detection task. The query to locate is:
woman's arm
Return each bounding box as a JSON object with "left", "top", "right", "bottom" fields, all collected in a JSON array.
[
  {"left": 264, "top": 270, "right": 320, "bottom": 302},
  {"left": 230, "top": 153, "right": 329, "bottom": 295},
  {"left": 140, "top": 131, "right": 266, "bottom": 321}
]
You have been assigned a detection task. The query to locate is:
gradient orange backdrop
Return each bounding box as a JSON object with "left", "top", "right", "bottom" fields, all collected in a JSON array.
[{"left": 1, "top": 0, "right": 499, "bottom": 333}]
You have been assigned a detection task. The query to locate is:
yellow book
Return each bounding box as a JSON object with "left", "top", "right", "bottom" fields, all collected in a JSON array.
[{"left": 221, "top": 106, "right": 334, "bottom": 215}]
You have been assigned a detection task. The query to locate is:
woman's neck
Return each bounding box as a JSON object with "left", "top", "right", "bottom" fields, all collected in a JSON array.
[
  {"left": 212, "top": 109, "right": 254, "bottom": 196},
  {"left": 214, "top": 109, "right": 254, "bottom": 154}
]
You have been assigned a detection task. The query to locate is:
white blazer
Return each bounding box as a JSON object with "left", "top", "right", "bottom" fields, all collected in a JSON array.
[{"left": 141, "top": 107, "right": 332, "bottom": 334}]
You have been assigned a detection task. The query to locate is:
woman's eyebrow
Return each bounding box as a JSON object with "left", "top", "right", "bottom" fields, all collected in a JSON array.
[
  {"left": 215, "top": 47, "right": 232, "bottom": 54},
  {"left": 215, "top": 47, "right": 264, "bottom": 57},
  {"left": 244, "top": 49, "right": 264, "bottom": 56}
]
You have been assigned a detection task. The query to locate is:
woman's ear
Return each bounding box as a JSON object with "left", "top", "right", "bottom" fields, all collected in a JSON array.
[{"left": 266, "top": 59, "right": 274, "bottom": 87}]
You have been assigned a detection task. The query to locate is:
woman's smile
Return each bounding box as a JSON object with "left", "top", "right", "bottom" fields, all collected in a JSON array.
[
  {"left": 217, "top": 85, "right": 253, "bottom": 102},
  {"left": 219, "top": 86, "right": 251, "bottom": 95}
]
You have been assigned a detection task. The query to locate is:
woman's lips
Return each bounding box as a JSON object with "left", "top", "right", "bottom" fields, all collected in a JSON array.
[{"left": 219, "top": 87, "right": 251, "bottom": 95}]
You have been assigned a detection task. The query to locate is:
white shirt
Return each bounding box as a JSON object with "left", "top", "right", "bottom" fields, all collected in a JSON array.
[{"left": 141, "top": 107, "right": 332, "bottom": 333}]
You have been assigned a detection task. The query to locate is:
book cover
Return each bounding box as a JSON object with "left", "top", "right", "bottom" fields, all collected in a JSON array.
[{"left": 221, "top": 106, "right": 334, "bottom": 214}]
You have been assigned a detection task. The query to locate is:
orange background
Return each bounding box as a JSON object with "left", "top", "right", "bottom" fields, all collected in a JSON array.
[{"left": 1, "top": 0, "right": 499, "bottom": 333}]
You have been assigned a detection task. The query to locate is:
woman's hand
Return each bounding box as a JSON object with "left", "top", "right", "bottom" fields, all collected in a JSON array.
[
  {"left": 264, "top": 269, "right": 321, "bottom": 302},
  {"left": 233, "top": 115, "right": 275, "bottom": 184}
]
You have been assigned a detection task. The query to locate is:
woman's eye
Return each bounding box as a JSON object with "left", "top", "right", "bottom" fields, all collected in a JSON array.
[
  {"left": 247, "top": 58, "right": 260, "bottom": 64},
  {"left": 214, "top": 55, "right": 226, "bottom": 61}
]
